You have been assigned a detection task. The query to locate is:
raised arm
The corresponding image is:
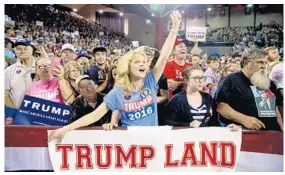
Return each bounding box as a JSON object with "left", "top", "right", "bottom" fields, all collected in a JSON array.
[{"left": 152, "top": 10, "right": 182, "bottom": 82}]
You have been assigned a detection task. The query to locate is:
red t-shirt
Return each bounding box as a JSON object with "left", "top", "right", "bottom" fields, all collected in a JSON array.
[{"left": 163, "top": 60, "right": 192, "bottom": 98}]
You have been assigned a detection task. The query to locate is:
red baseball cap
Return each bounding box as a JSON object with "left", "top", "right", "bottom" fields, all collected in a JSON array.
[{"left": 174, "top": 38, "right": 185, "bottom": 46}]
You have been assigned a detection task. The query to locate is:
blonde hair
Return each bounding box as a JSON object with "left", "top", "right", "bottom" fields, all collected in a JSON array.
[
  {"left": 64, "top": 61, "right": 82, "bottom": 81},
  {"left": 115, "top": 50, "right": 148, "bottom": 95},
  {"left": 77, "top": 57, "right": 90, "bottom": 70},
  {"left": 264, "top": 47, "right": 278, "bottom": 54}
]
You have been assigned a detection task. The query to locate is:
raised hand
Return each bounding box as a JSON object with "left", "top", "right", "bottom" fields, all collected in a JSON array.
[
  {"left": 53, "top": 65, "right": 65, "bottom": 80},
  {"left": 170, "top": 10, "right": 182, "bottom": 31}
]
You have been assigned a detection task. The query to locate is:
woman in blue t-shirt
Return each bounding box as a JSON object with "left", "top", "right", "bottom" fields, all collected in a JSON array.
[{"left": 48, "top": 11, "right": 183, "bottom": 141}]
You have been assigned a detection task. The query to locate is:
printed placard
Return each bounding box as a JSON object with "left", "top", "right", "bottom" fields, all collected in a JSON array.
[
  {"left": 186, "top": 27, "right": 207, "bottom": 42},
  {"left": 14, "top": 95, "right": 71, "bottom": 126}
]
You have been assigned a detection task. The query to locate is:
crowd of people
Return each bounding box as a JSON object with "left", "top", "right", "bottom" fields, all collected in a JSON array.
[
  {"left": 4, "top": 6, "right": 283, "bottom": 138},
  {"left": 207, "top": 21, "right": 283, "bottom": 46},
  {"left": 5, "top": 4, "right": 131, "bottom": 65}
]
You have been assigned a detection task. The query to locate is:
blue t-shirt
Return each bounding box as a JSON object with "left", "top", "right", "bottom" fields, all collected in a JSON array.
[
  {"left": 5, "top": 49, "right": 16, "bottom": 59},
  {"left": 104, "top": 71, "right": 159, "bottom": 127}
]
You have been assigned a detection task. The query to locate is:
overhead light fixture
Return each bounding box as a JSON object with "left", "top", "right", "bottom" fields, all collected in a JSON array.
[
  {"left": 146, "top": 19, "right": 151, "bottom": 24},
  {"left": 246, "top": 4, "right": 253, "bottom": 7},
  {"left": 207, "top": 8, "right": 212, "bottom": 11},
  {"left": 181, "top": 10, "right": 185, "bottom": 14},
  {"left": 119, "top": 12, "right": 124, "bottom": 16},
  {"left": 99, "top": 10, "right": 103, "bottom": 14},
  {"left": 73, "top": 9, "right": 77, "bottom": 12},
  {"left": 151, "top": 13, "right": 155, "bottom": 17}
]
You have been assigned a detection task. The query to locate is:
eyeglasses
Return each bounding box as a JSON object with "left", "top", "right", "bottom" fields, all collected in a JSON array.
[
  {"left": 38, "top": 64, "right": 51, "bottom": 70},
  {"left": 190, "top": 76, "right": 206, "bottom": 82},
  {"left": 255, "top": 60, "right": 268, "bottom": 66}
]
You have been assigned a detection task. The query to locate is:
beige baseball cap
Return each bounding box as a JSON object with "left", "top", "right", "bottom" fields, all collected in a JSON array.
[
  {"left": 61, "top": 43, "right": 75, "bottom": 53},
  {"left": 75, "top": 75, "right": 92, "bottom": 87}
]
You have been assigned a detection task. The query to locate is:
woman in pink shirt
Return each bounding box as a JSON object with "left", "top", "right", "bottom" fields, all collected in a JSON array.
[{"left": 26, "top": 58, "right": 75, "bottom": 104}]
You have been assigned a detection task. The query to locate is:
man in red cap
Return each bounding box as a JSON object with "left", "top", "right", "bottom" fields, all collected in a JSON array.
[{"left": 163, "top": 38, "right": 192, "bottom": 98}]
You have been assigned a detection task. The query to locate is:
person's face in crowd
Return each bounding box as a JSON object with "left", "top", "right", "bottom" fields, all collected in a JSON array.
[
  {"left": 220, "top": 55, "right": 226, "bottom": 61},
  {"left": 268, "top": 49, "right": 279, "bottom": 62},
  {"left": 248, "top": 56, "right": 270, "bottom": 90},
  {"left": 68, "top": 66, "right": 81, "bottom": 81},
  {"left": 37, "top": 58, "right": 52, "bottom": 81},
  {"left": 224, "top": 64, "right": 240, "bottom": 77},
  {"left": 129, "top": 54, "right": 148, "bottom": 80},
  {"left": 78, "top": 79, "right": 97, "bottom": 101},
  {"left": 209, "top": 60, "right": 220, "bottom": 70},
  {"left": 220, "top": 60, "right": 226, "bottom": 69},
  {"left": 5, "top": 117, "right": 13, "bottom": 125},
  {"left": 186, "top": 69, "right": 205, "bottom": 92},
  {"left": 48, "top": 53, "right": 55, "bottom": 58},
  {"left": 144, "top": 49, "right": 155, "bottom": 67},
  {"left": 15, "top": 45, "right": 33, "bottom": 60},
  {"left": 6, "top": 28, "right": 11, "bottom": 34},
  {"left": 61, "top": 49, "right": 75, "bottom": 64},
  {"left": 109, "top": 54, "right": 115, "bottom": 60},
  {"left": 112, "top": 67, "right": 117, "bottom": 80},
  {"left": 191, "top": 56, "right": 201, "bottom": 67},
  {"left": 112, "top": 58, "right": 118, "bottom": 67},
  {"left": 90, "top": 57, "right": 96, "bottom": 66},
  {"left": 94, "top": 51, "right": 107, "bottom": 65},
  {"left": 6, "top": 43, "right": 13, "bottom": 50},
  {"left": 174, "top": 43, "right": 187, "bottom": 60},
  {"left": 234, "top": 57, "right": 242, "bottom": 67},
  {"left": 55, "top": 49, "right": 61, "bottom": 57}
]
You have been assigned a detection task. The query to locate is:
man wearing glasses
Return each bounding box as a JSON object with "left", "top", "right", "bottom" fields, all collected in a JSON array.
[
  {"left": 25, "top": 58, "right": 74, "bottom": 104},
  {"left": 5, "top": 39, "right": 36, "bottom": 109}
]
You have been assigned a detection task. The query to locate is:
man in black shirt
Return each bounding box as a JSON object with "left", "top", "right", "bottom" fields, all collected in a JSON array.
[
  {"left": 215, "top": 49, "right": 280, "bottom": 131},
  {"left": 69, "top": 75, "right": 111, "bottom": 126}
]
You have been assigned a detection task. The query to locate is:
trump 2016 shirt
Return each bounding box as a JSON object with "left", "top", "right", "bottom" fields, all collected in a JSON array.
[{"left": 104, "top": 71, "right": 159, "bottom": 127}]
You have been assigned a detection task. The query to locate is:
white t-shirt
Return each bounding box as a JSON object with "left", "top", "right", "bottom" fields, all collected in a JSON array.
[{"left": 5, "top": 59, "right": 36, "bottom": 109}]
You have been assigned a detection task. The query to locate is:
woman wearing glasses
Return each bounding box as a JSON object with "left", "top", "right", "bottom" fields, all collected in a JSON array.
[
  {"left": 26, "top": 58, "right": 75, "bottom": 104},
  {"left": 165, "top": 66, "right": 219, "bottom": 128}
]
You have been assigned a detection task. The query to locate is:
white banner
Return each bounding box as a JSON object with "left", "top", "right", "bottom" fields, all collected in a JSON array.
[
  {"left": 99, "top": 32, "right": 104, "bottom": 36},
  {"left": 186, "top": 27, "right": 207, "bottom": 42},
  {"left": 36, "top": 21, "right": 43, "bottom": 27},
  {"left": 48, "top": 127, "right": 241, "bottom": 172}
]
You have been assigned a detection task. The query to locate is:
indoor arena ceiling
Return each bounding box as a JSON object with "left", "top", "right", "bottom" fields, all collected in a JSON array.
[{"left": 60, "top": 4, "right": 283, "bottom": 19}]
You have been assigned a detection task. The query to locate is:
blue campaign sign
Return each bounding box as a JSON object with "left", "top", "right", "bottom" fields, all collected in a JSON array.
[{"left": 14, "top": 95, "right": 72, "bottom": 126}]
